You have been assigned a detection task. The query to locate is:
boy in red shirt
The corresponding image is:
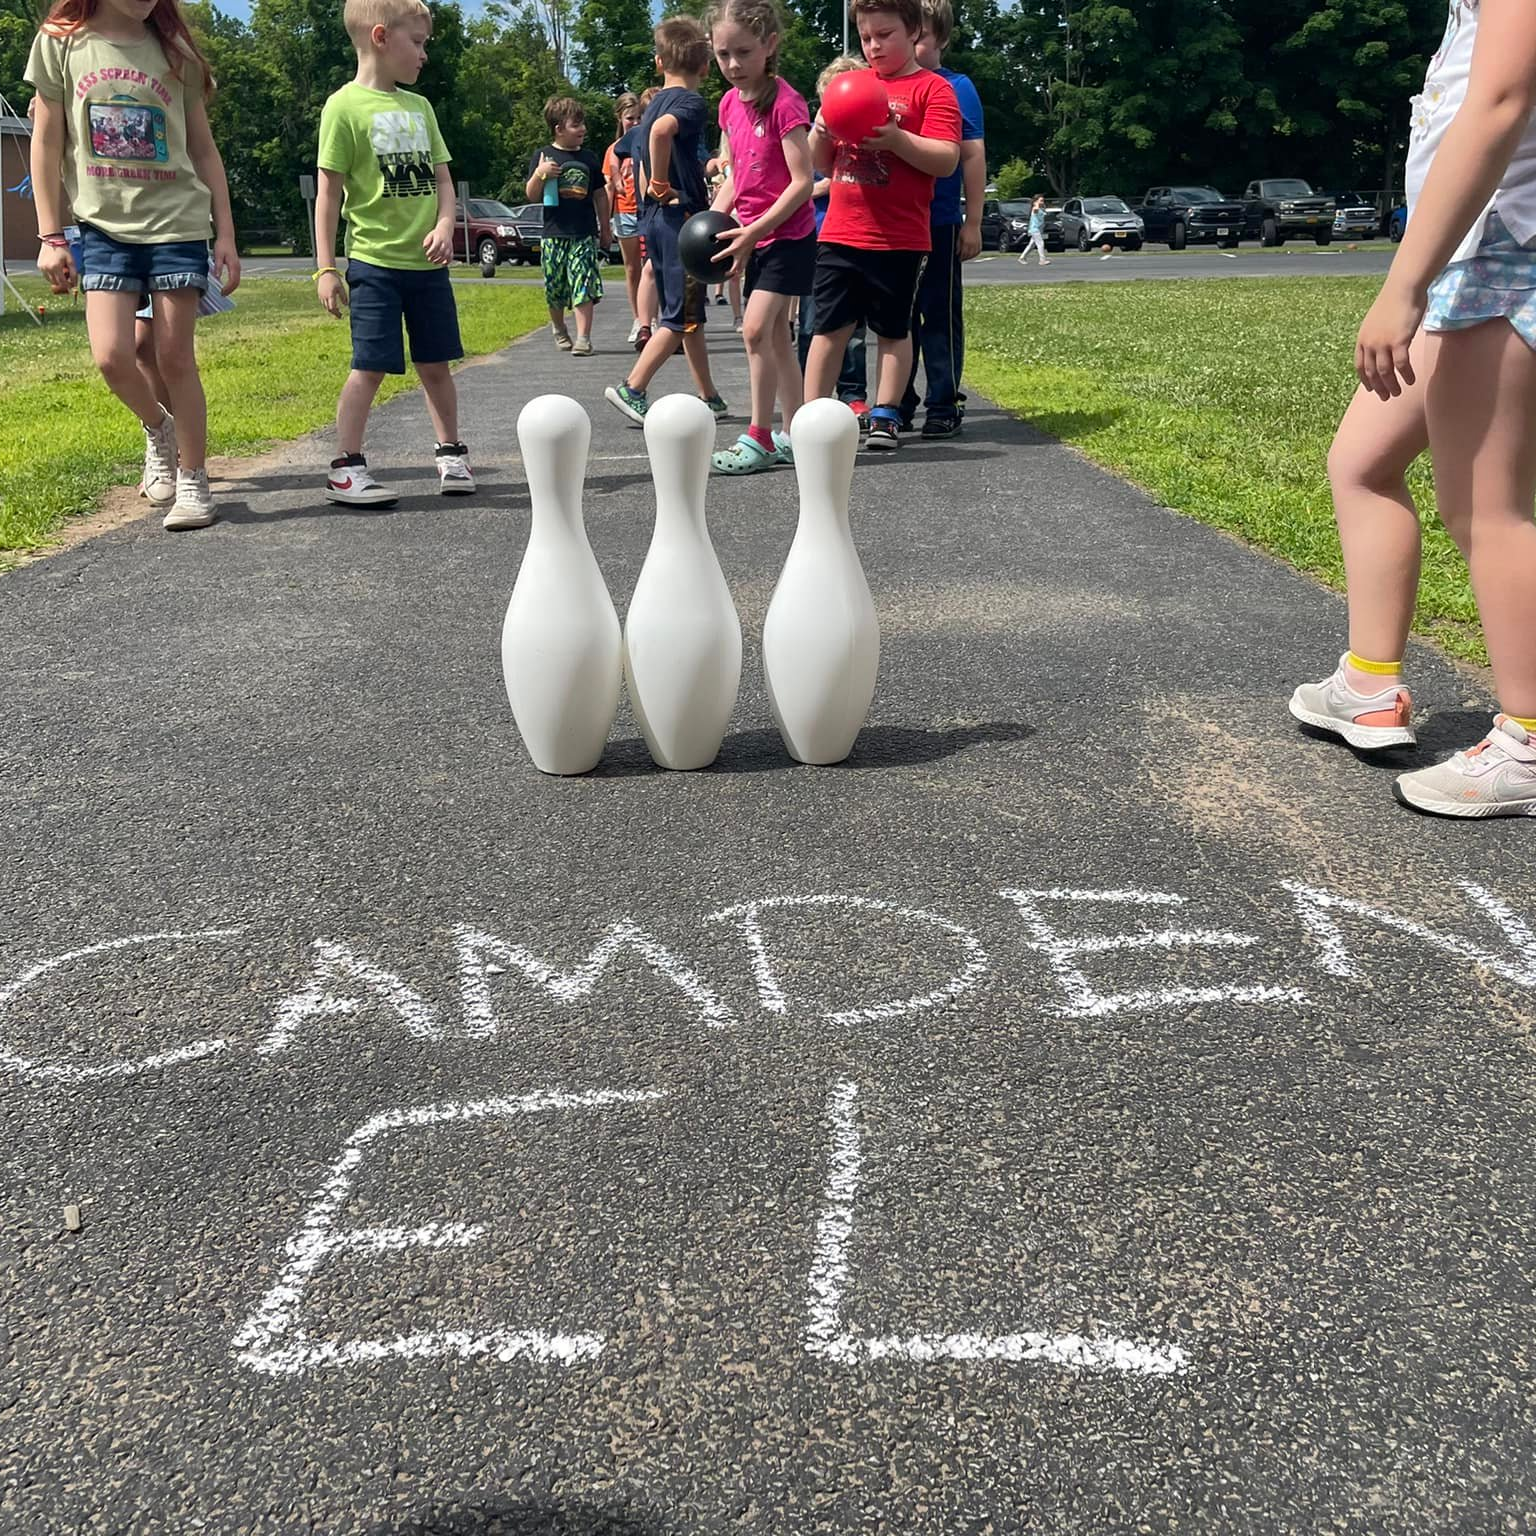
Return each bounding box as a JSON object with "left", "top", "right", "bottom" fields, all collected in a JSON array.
[{"left": 803, "top": 0, "right": 959, "bottom": 450}]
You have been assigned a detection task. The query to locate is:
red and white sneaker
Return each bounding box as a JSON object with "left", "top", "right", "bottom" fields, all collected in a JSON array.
[
  {"left": 435, "top": 441, "right": 475, "bottom": 495},
  {"left": 1288, "top": 655, "right": 1415, "bottom": 750},
  {"left": 326, "top": 454, "right": 397, "bottom": 506}
]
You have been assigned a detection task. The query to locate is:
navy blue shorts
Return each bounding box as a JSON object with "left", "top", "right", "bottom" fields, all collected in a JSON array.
[
  {"left": 641, "top": 205, "right": 708, "bottom": 334},
  {"left": 346, "top": 258, "right": 463, "bottom": 375},
  {"left": 78, "top": 224, "right": 208, "bottom": 296}
]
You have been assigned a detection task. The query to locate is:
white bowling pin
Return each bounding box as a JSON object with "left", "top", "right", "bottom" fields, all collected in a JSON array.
[
  {"left": 624, "top": 393, "right": 743, "bottom": 770},
  {"left": 762, "top": 398, "right": 879, "bottom": 765},
  {"left": 501, "top": 395, "right": 622, "bottom": 775}
]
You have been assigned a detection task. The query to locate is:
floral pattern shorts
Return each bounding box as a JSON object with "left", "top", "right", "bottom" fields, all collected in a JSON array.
[{"left": 1425, "top": 210, "right": 1536, "bottom": 350}]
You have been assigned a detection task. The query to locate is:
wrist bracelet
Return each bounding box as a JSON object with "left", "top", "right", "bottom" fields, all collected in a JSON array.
[
  {"left": 40, "top": 234, "right": 69, "bottom": 248},
  {"left": 311, "top": 266, "right": 339, "bottom": 281},
  {"left": 647, "top": 177, "right": 673, "bottom": 198}
]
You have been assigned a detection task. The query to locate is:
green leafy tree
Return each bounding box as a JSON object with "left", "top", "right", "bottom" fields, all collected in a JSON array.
[
  {"left": 1, "top": 0, "right": 36, "bottom": 115},
  {"left": 992, "top": 157, "right": 1032, "bottom": 199},
  {"left": 572, "top": 0, "right": 654, "bottom": 96}
]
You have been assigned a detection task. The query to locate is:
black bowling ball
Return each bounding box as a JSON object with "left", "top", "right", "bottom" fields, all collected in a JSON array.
[{"left": 677, "top": 210, "right": 740, "bottom": 284}]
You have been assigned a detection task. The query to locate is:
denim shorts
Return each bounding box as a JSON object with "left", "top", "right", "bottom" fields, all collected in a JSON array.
[
  {"left": 641, "top": 205, "right": 708, "bottom": 333},
  {"left": 78, "top": 224, "right": 209, "bottom": 295},
  {"left": 614, "top": 211, "right": 640, "bottom": 240},
  {"left": 345, "top": 258, "right": 463, "bottom": 375},
  {"left": 1425, "top": 210, "right": 1536, "bottom": 351}
]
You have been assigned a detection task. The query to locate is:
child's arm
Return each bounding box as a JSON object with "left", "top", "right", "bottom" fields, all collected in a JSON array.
[
  {"left": 525, "top": 152, "right": 560, "bottom": 204},
  {"left": 864, "top": 116, "right": 959, "bottom": 178},
  {"left": 807, "top": 119, "right": 835, "bottom": 175},
  {"left": 593, "top": 177, "right": 612, "bottom": 249},
  {"left": 313, "top": 167, "right": 347, "bottom": 315},
  {"left": 958, "top": 138, "right": 985, "bottom": 260},
  {"left": 27, "top": 90, "right": 74, "bottom": 294},
  {"left": 647, "top": 113, "right": 681, "bottom": 201},
  {"left": 1357, "top": 0, "right": 1536, "bottom": 398},
  {"left": 423, "top": 161, "right": 455, "bottom": 264},
  {"left": 714, "top": 125, "right": 814, "bottom": 277},
  {"left": 184, "top": 91, "right": 242, "bottom": 294}
]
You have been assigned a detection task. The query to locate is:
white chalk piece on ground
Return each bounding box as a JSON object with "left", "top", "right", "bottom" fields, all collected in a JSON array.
[
  {"left": 624, "top": 394, "right": 743, "bottom": 770},
  {"left": 502, "top": 395, "right": 623, "bottom": 775},
  {"left": 62, "top": 1205, "right": 81, "bottom": 1232},
  {"left": 762, "top": 398, "right": 879, "bottom": 765}
]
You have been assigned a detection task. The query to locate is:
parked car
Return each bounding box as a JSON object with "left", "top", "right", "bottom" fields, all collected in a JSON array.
[
  {"left": 996, "top": 199, "right": 1034, "bottom": 251},
  {"left": 503, "top": 203, "right": 548, "bottom": 262},
  {"left": 1041, "top": 200, "right": 1066, "bottom": 251},
  {"left": 1389, "top": 202, "right": 1407, "bottom": 242},
  {"left": 1058, "top": 195, "right": 1144, "bottom": 252},
  {"left": 979, "top": 198, "right": 1004, "bottom": 250},
  {"left": 1330, "top": 190, "right": 1380, "bottom": 239},
  {"left": 1134, "top": 185, "right": 1244, "bottom": 249},
  {"left": 452, "top": 198, "right": 532, "bottom": 269},
  {"left": 1241, "top": 178, "right": 1335, "bottom": 245}
]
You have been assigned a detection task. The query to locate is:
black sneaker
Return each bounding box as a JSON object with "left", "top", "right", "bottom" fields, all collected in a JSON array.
[
  {"left": 865, "top": 419, "right": 900, "bottom": 450},
  {"left": 921, "top": 414, "right": 962, "bottom": 439}
]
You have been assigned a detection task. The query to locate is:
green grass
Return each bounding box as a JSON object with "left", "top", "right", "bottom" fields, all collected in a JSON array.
[
  {"left": 0, "top": 275, "right": 548, "bottom": 559},
  {"left": 965, "top": 277, "right": 1482, "bottom": 664}
]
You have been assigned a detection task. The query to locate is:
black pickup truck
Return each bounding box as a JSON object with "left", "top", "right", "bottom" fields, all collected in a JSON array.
[
  {"left": 1241, "top": 178, "right": 1336, "bottom": 246},
  {"left": 1134, "top": 186, "right": 1244, "bottom": 249}
]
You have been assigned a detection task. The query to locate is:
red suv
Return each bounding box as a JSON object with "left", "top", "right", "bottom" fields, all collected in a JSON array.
[{"left": 452, "top": 198, "right": 532, "bottom": 270}]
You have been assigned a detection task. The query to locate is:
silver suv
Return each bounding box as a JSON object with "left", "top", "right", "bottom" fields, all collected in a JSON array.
[{"left": 1058, "top": 195, "right": 1145, "bottom": 252}]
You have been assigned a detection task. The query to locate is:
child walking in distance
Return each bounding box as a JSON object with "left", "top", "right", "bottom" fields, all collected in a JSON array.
[
  {"left": 313, "top": 0, "right": 472, "bottom": 507},
  {"left": 1019, "top": 194, "right": 1050, "bottom": 264},
  {"left": 26, "top": 0, "right": 240, "bottom": 532},
  {"left": 527, "top": 96, "right": 610, "bottom": 356},
  {"left": 605, "top": 15, "right": 729, "bottom": 426},
  {"left": 606, "top": 93, "right": 645, "bottom": 344},
  {"left": 803, "top": 0, "right": 960, "bottom": 451},
  {"left": 900, "top": 0, "right": 983, "bottom": 437},
  {"left": 705, "top": 0, "right": 815, "bottom": 474},
  {"left": 1289, "top": 0, "right": 1536, "bottom": 818}
]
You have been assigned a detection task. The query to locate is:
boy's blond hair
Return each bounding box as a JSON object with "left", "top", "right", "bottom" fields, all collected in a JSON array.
[
  {"left": 919, "top": 0, "right": 953, "bottom": 49},
  {"left": 816, "top": 54, "right": 864, "bottom": 95},
  {"left": 344, "top": 0, "right": 430, "bottom": 49},
  {"left": 654, "top": 15, "right": 711, "bottom": 77}
]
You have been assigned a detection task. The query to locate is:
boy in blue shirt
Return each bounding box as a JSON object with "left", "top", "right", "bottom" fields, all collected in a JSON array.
[
  {"left": 901, "top": 0, "right": 984, "bottom": 437},
  {"left": 605, "top": 15, "right": 727, "bottom": 424}
]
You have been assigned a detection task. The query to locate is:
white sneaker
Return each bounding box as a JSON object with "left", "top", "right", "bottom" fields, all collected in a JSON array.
[
  {"left": 1288, "top": 655, "right": 1416, "bottom": 750},
  {"left": 141, "top": 407, "right": 177, "bottom": 508},
  {"left": 626, "top": 319, "right": 641, "bottom": 344},
  {"left": 435, "top": 441, "right": 475, "bottom": 494},
  {"left": 325, "top": 454, "right": 398, "bottom": 506},
  {"left": 1394, "top": 715, "right": 1536, "bottom": 818},
  {"left": 162, "top": 467, "right": 215, "bottom": 531}
]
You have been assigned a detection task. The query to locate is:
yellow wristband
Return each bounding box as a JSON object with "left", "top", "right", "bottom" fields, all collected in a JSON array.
[{"left": 311, "top": 266, "right": 340, "bottom": 282}]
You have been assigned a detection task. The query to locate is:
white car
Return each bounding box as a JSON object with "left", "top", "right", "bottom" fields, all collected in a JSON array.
[{"left": 1059, "top": 195, "right": 1145, "bottom": 252}]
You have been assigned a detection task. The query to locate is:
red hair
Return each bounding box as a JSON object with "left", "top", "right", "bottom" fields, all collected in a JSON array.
[{"left": 43, "top": 0, "right": 215, "bottom": 98}]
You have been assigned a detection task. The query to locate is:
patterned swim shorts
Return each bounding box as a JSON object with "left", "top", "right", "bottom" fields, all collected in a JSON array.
[
  {"left": 1425, "top": 210, "right": 1536, "bottom": 350},
  {"left": 541, "top": 235, "right": 605, "bottom": 311}
]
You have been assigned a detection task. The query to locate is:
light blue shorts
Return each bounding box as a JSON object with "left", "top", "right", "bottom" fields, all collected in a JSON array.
[
  {"left": 1425, "top": 210, "right": 1536, "bottom": 350},
  {"left": 614, "top": 211, "right": 641, "bottom": 240}
]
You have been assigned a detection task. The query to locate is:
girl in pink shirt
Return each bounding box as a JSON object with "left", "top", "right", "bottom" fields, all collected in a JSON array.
[{"left": 705, "top": 0, "right": 816, "bottom": 474}]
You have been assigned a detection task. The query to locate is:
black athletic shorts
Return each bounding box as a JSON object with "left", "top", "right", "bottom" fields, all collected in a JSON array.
[
  {"left": 642, "top": 204, "right": 709, "bottom": 334},
  {"left": 808, "top": 242, "right": 927, "bottom": 340},
  {"left": 745, "top": 232, "right": 817, "bottom": 299}
]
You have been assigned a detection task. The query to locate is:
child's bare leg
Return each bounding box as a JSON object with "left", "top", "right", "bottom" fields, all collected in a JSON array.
[
  {"left": 621, "top": 238, "right": 643, "bottom": 321},
  {"left": 770, "top": 300, "right": 804, "bottom": 432},
  {"left": 1426, "top": 320, "right": 1536, "bottom": 717},
  {"left": 1327, "top": 330, "right": 1430, "bottom": 683},
  {"left": 337, "top": 369, "right": 387, "bottom": 456},
  {"left": 875, "top": 335, "right": 913, "bottom": 409},
  {"left": 85, "top": 291, "right": 165, "bottom": 426},
  {"left": 547, "top": 304, "right": 568, "bottom": 335},
  {"left": 415, "top": 362, "right": 460, "bottom": 445},
  {"left": 150, "top": 289, "right": 207, "bottom": 468},
  {"left": 628, "top": 325, "right": 683, "bottom": 392},
  {"left": 637, "top": 262, "right": 658, "bottom": 327},
  {"left": 573, "top": 300, "right": 594, "bottom": 341},
  {"left": 680, "top": 328, "right": 718, "bottom": 399},
  {"left": 743, "top": 288, "right": 790, "bottom": 431},
  {"left": 135, "top": 315, "right": 169, "bottom": 411},
  {"left": 806, "top": 324, "right": 857, "bottom": 401}
]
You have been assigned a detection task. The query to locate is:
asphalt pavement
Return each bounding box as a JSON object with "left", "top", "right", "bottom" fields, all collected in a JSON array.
[{"left": 2, "top": 295, "right": 1534, "bottom": 1535}]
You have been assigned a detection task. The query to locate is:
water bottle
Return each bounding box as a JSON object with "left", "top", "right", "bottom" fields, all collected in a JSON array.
[{"left": 543, "top": 158, "right": 560, "bottom": 208}]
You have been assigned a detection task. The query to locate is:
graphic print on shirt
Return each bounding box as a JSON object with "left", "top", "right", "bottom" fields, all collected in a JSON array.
[
  {"left": 1414, "top": 0, "right": 1477, "bottom": 134},
  {"left": 88, "top": 94, "right": 168, "bottom": 163},
  {"left": 369, "top": 109, "right": 435, "bottom": 199},
  {"left": 556, "top": 163, "right": 592, "bottom": 202},
  {"left": 832, "top": 137, "right": 890, "bottom": 188}
]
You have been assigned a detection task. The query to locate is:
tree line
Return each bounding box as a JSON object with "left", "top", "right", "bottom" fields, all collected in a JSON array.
[{"left": 1, "top": 0, "right": 1444, "bottom": 244}]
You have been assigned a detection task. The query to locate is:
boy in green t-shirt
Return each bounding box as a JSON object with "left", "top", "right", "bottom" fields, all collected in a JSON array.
[{"left": 313, "top": 0, "right": 473, "bottom": 505}]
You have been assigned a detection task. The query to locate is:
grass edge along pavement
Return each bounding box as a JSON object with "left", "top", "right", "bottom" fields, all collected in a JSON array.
[
  {"left": 965, "top": 275, "right": 1484, "bottom": 667},
  {"left": 0, "top": 277, "right": 550, "bottom": 562}
]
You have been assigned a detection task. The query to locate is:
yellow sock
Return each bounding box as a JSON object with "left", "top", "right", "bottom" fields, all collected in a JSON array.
[
  {"left": 1508, "top": 713, "right": 1536, "bottom": 732},
  {"left": 1347, "top": 650, "right": 1402, "bottom": 678}
]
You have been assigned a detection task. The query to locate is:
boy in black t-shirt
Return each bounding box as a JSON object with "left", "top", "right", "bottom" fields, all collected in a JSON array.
[
  {"left": 525, "top": 96, "right": 611, "bottom": 356},
  {"left": 604, "top": 16, "right": 726, "bottom": 423}
]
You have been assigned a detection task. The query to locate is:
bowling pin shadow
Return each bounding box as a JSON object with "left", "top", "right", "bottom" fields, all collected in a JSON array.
[
  {"left": 369, "top": 1497, "right": 662, "bottom": 1535},
  {"left": 594, "top": 719, "right": 1033, "bottom": 777}
]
